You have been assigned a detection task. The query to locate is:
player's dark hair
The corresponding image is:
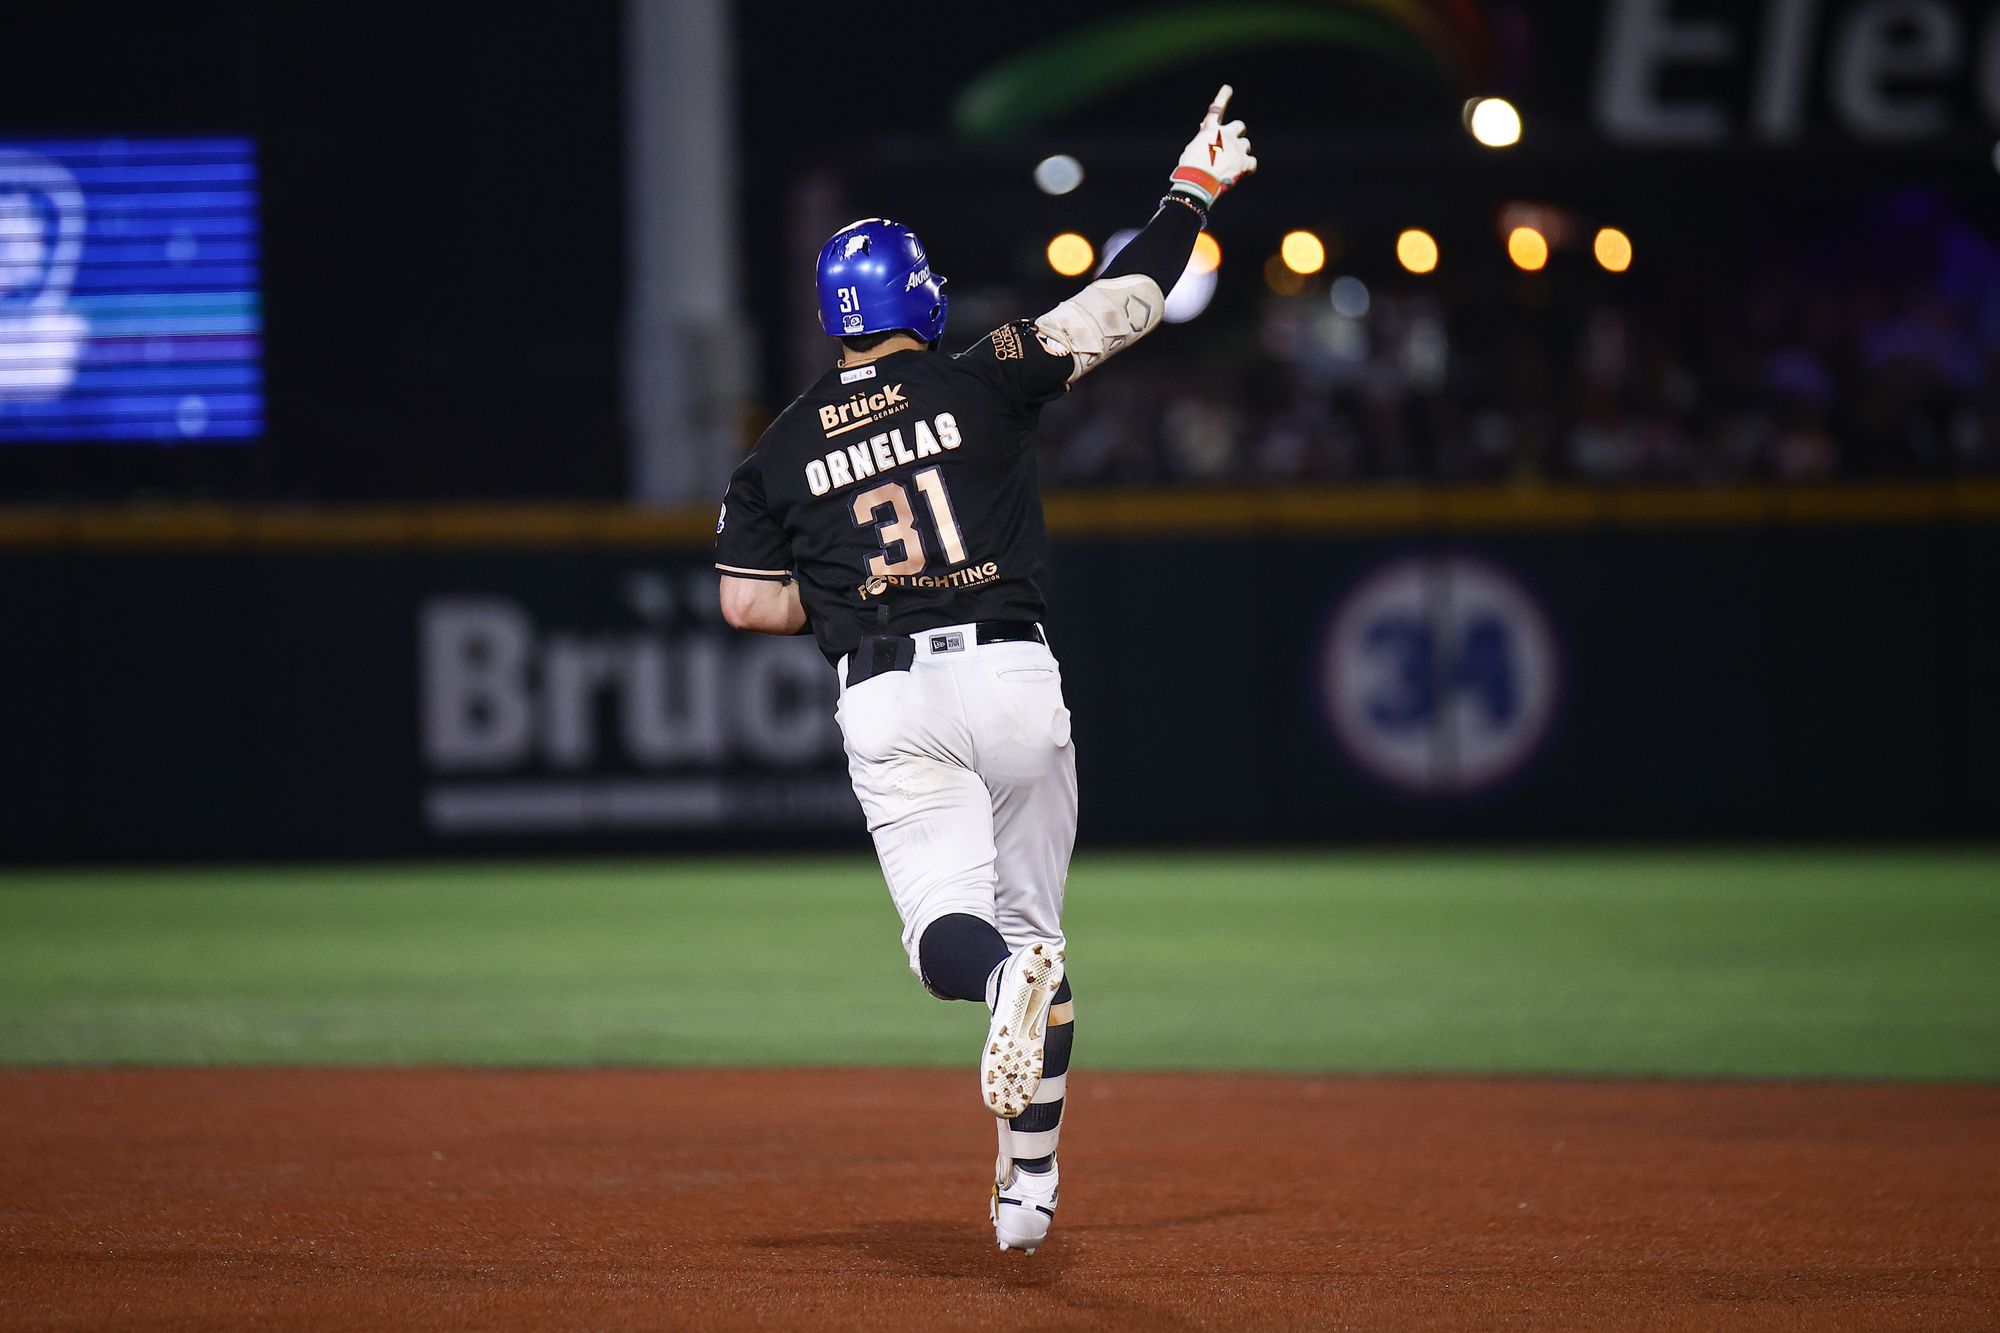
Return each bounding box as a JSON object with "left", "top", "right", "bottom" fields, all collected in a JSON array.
[{"left": 840, "top": 329, "right": 908, "bottom": 354}]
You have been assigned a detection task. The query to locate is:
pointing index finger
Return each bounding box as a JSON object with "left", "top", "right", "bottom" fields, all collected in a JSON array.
[{"left": 1204, "top": 84, "right": 1234, "bottom": 127}]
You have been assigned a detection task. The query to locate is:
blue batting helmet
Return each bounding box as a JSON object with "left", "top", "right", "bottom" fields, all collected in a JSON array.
[{"left": 814, "top": 218, "right": 948, "bottom": 344}]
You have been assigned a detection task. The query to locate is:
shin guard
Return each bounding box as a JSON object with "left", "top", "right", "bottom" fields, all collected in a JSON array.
[{"left": 999, "top": 977, "right": 1073, "bottom": 1171}]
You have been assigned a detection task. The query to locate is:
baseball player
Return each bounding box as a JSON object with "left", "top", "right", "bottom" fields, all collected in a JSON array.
[{"left": 715, "top": 87, "right": 1255, "bottom": 1253}]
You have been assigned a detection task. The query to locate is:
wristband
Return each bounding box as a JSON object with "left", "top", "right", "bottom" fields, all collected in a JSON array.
[{"left": 1168, "top": 166, "right": 1222, "bottom": 207}]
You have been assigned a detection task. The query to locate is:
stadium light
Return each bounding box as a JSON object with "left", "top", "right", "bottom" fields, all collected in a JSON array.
[
  {"left": 1508, "top": 226, "right": 1549, "bottom": 271},
  {"left": 1046, "top": 232, "right": 1094, "bottom": 277},
  {"left": 1264, "top": 254, "right": 1307, "bottom": 296},
  {"left": 1466, "top": 97, "right": 1523, "bottom": 149},
  {"left": 1397, "top": 228, "right": 1440, "bottom": 275},
  {"left": 1033, "top": 154, "right": 1085, "bottom": 196},
  {"left": 1166, "top": 262, "right": 1218, "bottom": 322},
  {"left": 1330, "top": 276, "right": 1371, "bottom": 318},
  {"left": 1190, "top": 231, "right": 1222, "bottom": 275},
  {"left": 1280, "top": 230, "right": 1326, "bottom": 276},
  {"left": 1594, "top": 227, "right": 1634, "bottom": 273}
]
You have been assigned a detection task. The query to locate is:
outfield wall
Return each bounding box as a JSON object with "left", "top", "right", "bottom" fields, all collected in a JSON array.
[{"left": 3, "top": 484, "right": 1996, "bottom": 860}]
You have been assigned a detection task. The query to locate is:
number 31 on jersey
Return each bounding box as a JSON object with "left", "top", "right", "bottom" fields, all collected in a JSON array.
[{"left": 853, "top": 467, "right": 965, "bottom": 576}]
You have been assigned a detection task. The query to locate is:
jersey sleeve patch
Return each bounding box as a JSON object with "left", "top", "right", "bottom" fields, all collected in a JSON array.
[
  {"left": 713, "top": 457, "right": 795, "bottom": 575},
  {"left": 956, "top": 319, "right": 1073, "bottom": 411}
]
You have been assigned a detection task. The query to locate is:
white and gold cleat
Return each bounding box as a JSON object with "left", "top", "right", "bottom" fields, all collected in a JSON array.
[
  {"left": 991, "top": 1156, "right": 1059, "bottom": 1254},
  {"left": 980, "top": 942, "right": 1063, "bottom": 1119}
]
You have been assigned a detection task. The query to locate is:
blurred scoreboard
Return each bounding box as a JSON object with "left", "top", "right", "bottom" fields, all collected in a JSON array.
[{"left": 0, "top": 138, "right": 262, "bottom": 444}]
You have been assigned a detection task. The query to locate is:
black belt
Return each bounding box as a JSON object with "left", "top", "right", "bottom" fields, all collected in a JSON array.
[
  {"left": 845, "top": 621, "right": 1045, "bottom": 687},
  {"left": 973, "top": 621, "right": 1045, "bottom": 646}
]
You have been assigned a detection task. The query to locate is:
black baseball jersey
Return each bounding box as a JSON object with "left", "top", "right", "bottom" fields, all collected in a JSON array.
[{"left": 715, "top": 322, "right": 1075, "bottom": 664}]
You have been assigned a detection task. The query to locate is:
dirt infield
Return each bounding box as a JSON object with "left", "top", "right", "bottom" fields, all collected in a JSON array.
[{"left": 1, "top": 1070, "right": 1995, "bottom": 1330}]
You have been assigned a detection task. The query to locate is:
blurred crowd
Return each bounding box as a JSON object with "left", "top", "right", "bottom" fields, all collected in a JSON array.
[{"left": 1036, "top": 196, "right": 2000, "bottom": 487}]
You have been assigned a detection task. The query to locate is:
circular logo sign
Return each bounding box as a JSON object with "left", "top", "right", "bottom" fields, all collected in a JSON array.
[{"left": 1319, "top": 555, "right": 1562, "bottom": 795}]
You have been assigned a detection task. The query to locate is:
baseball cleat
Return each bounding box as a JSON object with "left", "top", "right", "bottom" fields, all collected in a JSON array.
[
  {"left": 981, "top": 942, "right": 1064, "bottom": 1119},
  {"left": 991, "top": 1157, "right": 1059, "bottom": 1254}
]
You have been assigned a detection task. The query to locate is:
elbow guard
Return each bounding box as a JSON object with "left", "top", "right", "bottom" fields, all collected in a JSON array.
[{"left": 1033, "top": 275, "right": 1165, "bottom": 384}]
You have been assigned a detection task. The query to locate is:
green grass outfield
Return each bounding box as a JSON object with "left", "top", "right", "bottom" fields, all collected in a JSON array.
[{"left": 1, "top": 850, "right": 1995, "bottom": 1079}]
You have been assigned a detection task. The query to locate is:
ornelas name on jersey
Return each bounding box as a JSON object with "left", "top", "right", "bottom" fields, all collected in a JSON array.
[{"left": 804, "top": 412, "right": 963, "bottom": 498}]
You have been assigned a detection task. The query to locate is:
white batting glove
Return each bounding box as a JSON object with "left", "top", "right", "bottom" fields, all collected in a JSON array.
[{"left": 1168, "top": 84, "right": 1257, "bottom": 208}]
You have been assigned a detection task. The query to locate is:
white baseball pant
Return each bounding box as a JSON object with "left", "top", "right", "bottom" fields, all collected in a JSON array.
[{"left": 835, "top": 625, "right": 1078, "bottom": 982}]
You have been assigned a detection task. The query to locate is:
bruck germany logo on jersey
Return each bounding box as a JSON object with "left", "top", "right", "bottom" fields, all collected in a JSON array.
[{"left": 819, "top": 384, "right": 909, "bottom": 438}]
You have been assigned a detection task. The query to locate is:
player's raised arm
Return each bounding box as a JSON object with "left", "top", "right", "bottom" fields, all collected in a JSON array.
[{"left": 1034, "top": 85, "right": 1257, "bottom": 383}]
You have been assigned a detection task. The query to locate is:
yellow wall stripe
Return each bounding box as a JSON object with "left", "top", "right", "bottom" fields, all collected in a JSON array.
[
  {"left": 0, "top": 481, "right": 1995, "bottom": 551},
  {"left": 0, "top": 505, "right": 718, "bottom": 551}
]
